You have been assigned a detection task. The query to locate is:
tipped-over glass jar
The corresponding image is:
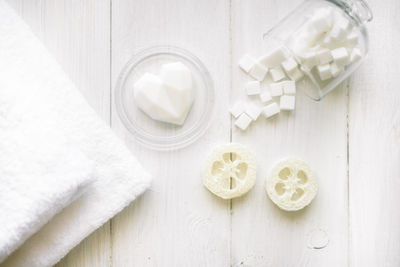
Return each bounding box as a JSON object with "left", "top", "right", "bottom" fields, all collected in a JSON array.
[{"left": 264, "top": 0, "right": 373, "bottom": 100}]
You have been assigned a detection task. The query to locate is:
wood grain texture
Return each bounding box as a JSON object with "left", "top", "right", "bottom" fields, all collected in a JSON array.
[
  {"left": 349, "top": 0, "right": 400, "bottom": 266},
  {"left": 4, "top": 0, "right": 400, "bottom": 266},
  {"left": 5, "top": 0, "right": 112, "bottom": 266},
  {"left": 230, "top": 0, "right": 348, "bottom": 266},
  {"left": 110, "top": 0, "right": 231, "bottom": 266}
]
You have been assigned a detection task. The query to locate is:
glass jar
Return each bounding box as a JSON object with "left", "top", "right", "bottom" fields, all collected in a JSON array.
[{"left": 264, "top": 0, "right": 373, "bottom": 100}]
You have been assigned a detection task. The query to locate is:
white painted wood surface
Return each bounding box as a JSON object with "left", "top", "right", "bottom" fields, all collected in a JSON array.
[
  {"left": 231, "top": 0, "right": 348, "bottom": 266},
  {"left": 110, "top": 0, "right": 231, "bottom": 266},
  {"left": 5, "top": 0, "right": 400, "bottom": 266},
  {"left": 349, "top": 1, "right": 400, "bottom": 266}
]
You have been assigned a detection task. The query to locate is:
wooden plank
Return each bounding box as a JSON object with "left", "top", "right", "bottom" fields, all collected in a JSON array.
[
  {"left": 6, "top": 0, "right": 112, "bottom": 266},
  {"left": 349, "top": 0, "right": 400, "bottom": 266},
  {"left": 8, "top": 1, "right": 399, "bottom": 266},
  {"left": 230, "top": 0, "right": 349, "bottom": 266},
  {"left": 110, "top": 0, "right": 231, "bottom": 266}
]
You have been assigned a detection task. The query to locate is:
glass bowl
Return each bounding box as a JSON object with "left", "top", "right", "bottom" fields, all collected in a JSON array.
[{"left": 115, "top": 46, "right": 214, "bottom": 150}]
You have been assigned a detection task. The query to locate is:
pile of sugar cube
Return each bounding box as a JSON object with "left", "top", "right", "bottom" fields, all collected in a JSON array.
[
  {"left": 289, "top": 7, "right": 362, "bottom": 81},
  {"left": 232, "top": 48, "right": 298, "bottom": 131},
  {"left": 231, "top": 6, "right": 361, "bottom": 131}
]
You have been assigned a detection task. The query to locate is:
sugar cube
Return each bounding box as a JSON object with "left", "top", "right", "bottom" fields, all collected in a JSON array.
[
  {"left": 269, "top": 66, "right": 286, "bottom": 82},
  {"left": 262, "top": 102, "right": 280, "bottom": 118},
  {"left": 229, "top": 101, "right": 246, "bottom": 118},
  {"left": 290, "top": 27, "right": 318, "bottom": 55},
  {"left": 260, "top": 91, "right": 272, "bottom": 103},
  {"left": 281, "top": 57, "right": 298, "bottom": 73},
  {"left": 239, "top": 54, "right": 256, "bottom": 73},
  {"left": 310, "top": 44, "right": 323, "bottom": 52},
  {"left": 269, "top": 82, "right": 283, "bottom": 97},
  {"left": 322, "top": 35, "right": 337, "bottom": 49},
  {"left": 299, "top": 65, "right": 312, "bottom": 77},
  {"left": 346, "top": 32, "right": 358, "bottom": 47},
  {"left": 245, "top": 81, "right": 261, "bottom": 95},
  {"left": 235, "top": 113, "right": 252, "bottom": 130},
  {"left": 317, "top": 64, "right": 332, "bottom": 80},
  {"left": 280, "top": 95, "right": 296, "bottom": 111},
  {"left": 259, "top": 46, "right": 287, "bottom": 67},
  {"left": 322, "top": 35, "right": 332, "bottom": 46},
  {"left": 330, "top": 62, "right": 343, "bottom": 78},
  {"left": 350, "top": 48, "right": 362, "bottom": 63},
  {"left": 336, "top": 15, "right": 352, "bottom": 32},
  {"left": 288, "top": 67, "right": 304, "bottom": 81},
  {"left": 282, "top": 80, "right": 296, "bottom": 95},
  {"left": 299, "top": 64, "right": 310, "bottom": 73},
  {"left": 245, "top": 103, "right": 263, "bottom": 120},
  {"left": 316, "top": 48, "right": 333, "bottom": 64},
  {"left": 331, "top": 47, "right": 350, "bottom": 66},
  {"left": 249, "top": 62, "right": 268, "bottom": 81},
  {"left": 309, "top": 8, "right": 333, "bottom": 34},
  {"left": 301, "top": 51, "right": 319, "bottom": 69},
  {"left": 330, "top": 25, "right": 347, "bottom": 42}
]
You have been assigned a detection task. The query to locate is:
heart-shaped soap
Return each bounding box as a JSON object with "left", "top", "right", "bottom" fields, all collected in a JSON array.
[
  {"left": 133, "top": 62, "right": 194, "bottom": 126},
  {"left": 160, "top": 62, "right": 193, "bottom": 115}
]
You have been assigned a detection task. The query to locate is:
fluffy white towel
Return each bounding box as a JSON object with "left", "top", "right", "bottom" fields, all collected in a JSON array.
[
  {"left": 0, "top": 1, "right": 152, "bottom": 266},
  {"left": 0, "top": 98, "right": 94, "bottom": 263}
]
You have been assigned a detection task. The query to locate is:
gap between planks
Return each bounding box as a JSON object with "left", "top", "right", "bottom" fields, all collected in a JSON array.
[{"left": 228, "top": 0, "right": 234, "bottom": 266}]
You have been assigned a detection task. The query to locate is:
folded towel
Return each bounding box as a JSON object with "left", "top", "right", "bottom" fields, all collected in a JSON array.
[
  {"left": 0, "top": 99, "right": 94, "bottom": 263},
  {"left": 0, "top": 1, "right": 151, "bottom": 266}
]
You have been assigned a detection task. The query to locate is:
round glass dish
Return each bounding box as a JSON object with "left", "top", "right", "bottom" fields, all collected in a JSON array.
[{"left": 115, "top": 46, "right": 214, "bottom": 150}]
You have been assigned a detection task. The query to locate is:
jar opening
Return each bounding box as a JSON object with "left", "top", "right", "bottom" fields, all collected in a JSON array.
[{"left": 329, "top": 0, "right": 373, "bottom": 24}]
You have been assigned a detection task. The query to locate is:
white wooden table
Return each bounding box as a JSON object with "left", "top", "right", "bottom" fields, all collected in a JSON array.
[{"left": 7, "top": 0, "right": 400, "bottom": 266}]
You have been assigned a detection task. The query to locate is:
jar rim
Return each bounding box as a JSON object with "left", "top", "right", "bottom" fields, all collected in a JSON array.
[{"left": 325, "top": 0, "right": 373, "bottom": 24}]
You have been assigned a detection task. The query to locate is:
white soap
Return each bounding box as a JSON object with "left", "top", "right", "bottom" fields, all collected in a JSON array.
[
  {"left": 346, "top": 32, "right": 358, "bottom": 47},
  {"left": 282, "top": 80, "right": 296, "bottom": 95},
  {"left": 239, "top": 54, "right": 256, "bottom": 73},
  {"left": 270, "top": 82, "right": 283, "bottom": 97},
  {"left": 316, "top": 48, "right": 333, "bottom": 64},
  {"left": 160, "top": 62, "right": 194, "bottom": 115},
  {"left": 260, "top": 91, "right": 273, "bottom": 103},
  {"left": 281, "top": 57, "right": 298, "bottom": 74},
  {"left": 134, "top": 73, "right": 183, "bottom": 125},
  {"left": 245, "top": 81, "right": 261, "bottom": 95},
  {"left": 259, "top": 46, "right": 287, "bottom": 67},
  {"left": 330, "top": 62, "right": 343, "bottom": 78},
  {"left": 245, "top": 103, "right": 263, "bottom": 120},
  {"left": 262, "top": 102, "right": 280, "bottom": 118},
  {"left": 350, "top": 48, "right": 362, "bottom": 63},
  {"left": 309, "top": 8, "right": 333, "bottom": 34},
  {"left": 249, "top": 62, "right": 268, "bottom": 81},
  {"left": 301, "top": 51, "right": 319, "bottom": 69},
  {"left": 269, "top": 66, "right": 286, "bottom": 82},
  {"left": 288, "top": 67, "right": 304, "bottom": 81},
  {"left": 235, "top": 113, "right": 252, "bottom": 130},
  {"left": 280, "top": 95, "right": 296, "bottom": 111},
  {"left": 161, "top": 62, "right": 193, "bottom": 90},
  {"left": 317, "top": 64, "right": 332, "bottom": 81},
  {"left": 229, "top": 101, "right": 246, "bottom": 118}
]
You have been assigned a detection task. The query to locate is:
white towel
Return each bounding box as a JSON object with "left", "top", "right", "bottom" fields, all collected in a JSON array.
[
  {"left": 0, "top": 1, "right": 152, "bottom": 266},
  {"left": 0, "top": 94, "right": 94, "bottom": 263}
]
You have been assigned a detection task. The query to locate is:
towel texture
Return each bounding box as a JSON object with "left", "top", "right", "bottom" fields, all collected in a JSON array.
[
  {"left": 0, "top": 100, "right": 94, "bottom": 263},
  {"left": 0, "top": 1, "right": 151, "bottom": 266}
]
